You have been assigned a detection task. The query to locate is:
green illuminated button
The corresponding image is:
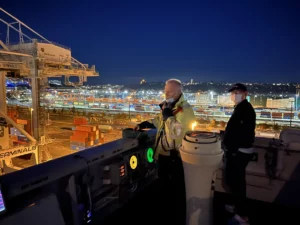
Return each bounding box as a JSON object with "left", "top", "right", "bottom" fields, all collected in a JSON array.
[{"left": 147, "top": 148, "right": 154, "bottom": 163}]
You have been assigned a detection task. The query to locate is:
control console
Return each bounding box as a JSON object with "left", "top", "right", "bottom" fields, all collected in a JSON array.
[{"left": 0, "top": 128, "right": 158, "bottom": 225}]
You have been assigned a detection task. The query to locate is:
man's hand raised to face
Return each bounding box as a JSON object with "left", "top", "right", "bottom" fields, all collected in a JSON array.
[{"left": 162, "top": 102, "right": 173, "bottom": 121}]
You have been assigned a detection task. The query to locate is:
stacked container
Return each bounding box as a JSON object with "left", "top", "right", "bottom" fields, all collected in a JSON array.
[
  {"left": 16, "top": 119, "right": 32, "bottom": 135},
  {"left": 7, "top": 108, "right": 18, "bottom": 122},
  {"left": 73, "top": 117, "right": 88, "bottom": 126},
  {"left": 70, "top": 125, "right": 104, "bottom": 151},
  {"left": 10, "top": 127, "right": 29, "bottom": 145}
]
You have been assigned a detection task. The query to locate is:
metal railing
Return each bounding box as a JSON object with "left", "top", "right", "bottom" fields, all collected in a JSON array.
[{"left": 7, "top": 39, "right": 71, "bottom": 51}]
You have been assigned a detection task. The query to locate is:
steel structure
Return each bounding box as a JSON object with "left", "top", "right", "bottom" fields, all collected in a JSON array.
[{"left": 0, "top": 8, "right": 99, "bottom": 173}]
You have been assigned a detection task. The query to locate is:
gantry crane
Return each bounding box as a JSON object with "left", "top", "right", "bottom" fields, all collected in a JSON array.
[{"left": 0, "top": 8, "right": 99, "bottom": 173}]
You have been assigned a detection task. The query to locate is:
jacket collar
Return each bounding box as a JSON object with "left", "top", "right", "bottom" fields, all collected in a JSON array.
[
  {"left": 158, "top": 93, "right": 185, "bottom": 110},
  {"left": 234, "top": 98, "right": 247, "bottom": 107},
  {"left": 173, "top": 94, "right": 185, "bottom": 109}
]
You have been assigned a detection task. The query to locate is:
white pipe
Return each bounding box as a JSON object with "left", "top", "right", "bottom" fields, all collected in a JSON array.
[
  {"left": 180, "top": 131, "right": 223, "bottom": 225},
  {"left": 0, "top": 109, "right": 37, "bottom": 143}
]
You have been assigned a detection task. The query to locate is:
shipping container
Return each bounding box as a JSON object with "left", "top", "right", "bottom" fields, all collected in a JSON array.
[
  {"left": 213, "top": 111, "right": 225, "bottom": 116},
  {"left": 225, "top": 111, "right": 233, "bottom": 116},
  {"left": 98, "top": 125, "right": 112, "bottom": 133},
  {"left": 271, "top": 112, "right": 283, "bottom": 119},
  {"left": 260, "top": 111, "right": 271, "bottom": 118},
  {"left": 283, "top": 113, "right": 294, "bottom": 119}
]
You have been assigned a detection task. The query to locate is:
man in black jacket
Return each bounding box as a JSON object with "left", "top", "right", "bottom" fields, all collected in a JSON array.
[{"left": 223, "top": 83, "right": 256, "bottom": 223}]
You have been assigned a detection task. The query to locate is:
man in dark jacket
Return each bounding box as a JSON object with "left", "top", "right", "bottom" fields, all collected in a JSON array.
[{"left": 223, "top": 83, "right": 256, "bottom": 223}]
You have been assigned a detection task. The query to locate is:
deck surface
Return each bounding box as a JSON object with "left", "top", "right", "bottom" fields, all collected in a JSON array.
[{"left": 100, "top": 180, "right": 300, "bottom": 225}]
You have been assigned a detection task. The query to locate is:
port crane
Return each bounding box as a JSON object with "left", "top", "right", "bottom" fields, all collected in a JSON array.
[{"left": 0, "top": 8, "right": 99, "bottom": 174}]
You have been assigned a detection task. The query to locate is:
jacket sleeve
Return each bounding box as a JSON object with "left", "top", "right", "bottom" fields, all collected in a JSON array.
[
  {"left": 238, "top": 106, "right": 256, "bottom": 147},
  {"left": 164, "top": 104, "right": 196, "bottom": 140},
  {"left": 223, "top": 107, "right": 242, "bottom": 150},
  {"left": 148, "top": 114, "right": 161, "bottom": 129}
]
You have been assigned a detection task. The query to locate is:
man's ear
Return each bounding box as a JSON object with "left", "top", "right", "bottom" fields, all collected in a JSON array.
[{"left": 176, "top": 91, "right": 182, "bottom": 99}]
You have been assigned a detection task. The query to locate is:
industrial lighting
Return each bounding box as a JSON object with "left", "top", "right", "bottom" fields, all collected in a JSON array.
[{"left": 191, "top": 122, "right": 197, "bottom": 131}]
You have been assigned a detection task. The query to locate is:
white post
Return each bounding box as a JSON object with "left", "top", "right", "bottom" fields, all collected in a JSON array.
[{"left": 180, "top": 131, "right": 223, "bottom": 225}]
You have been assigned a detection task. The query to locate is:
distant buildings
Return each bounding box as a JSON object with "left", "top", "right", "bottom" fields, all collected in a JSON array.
[
  {"left": 195, "top": 93, "right": 213, "bottom": 105},
  {"left": 217, "top": 94, "right": 234, "bottom": 106},
  {"left": 266, "top": 98, "right": 295, "bottom": 109}
]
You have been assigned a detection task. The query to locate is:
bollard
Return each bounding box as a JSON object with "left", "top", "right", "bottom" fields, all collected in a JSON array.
[{"left": 180, "top": 131, "right": 223, "bottom": 225}]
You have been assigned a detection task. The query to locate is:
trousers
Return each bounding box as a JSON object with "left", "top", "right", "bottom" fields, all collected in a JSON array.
[
  {"left": 224, "top": 151, "right": 252, "bottom": 216},
  {"left": 158, "top": 154, "right": 186, "bottom": 225}
]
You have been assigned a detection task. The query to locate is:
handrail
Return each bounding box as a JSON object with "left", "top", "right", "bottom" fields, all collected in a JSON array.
[
  {"left": 6, "top": 39, "right": 71, "bottom": 51},
  {"left": 0, "top": 50, "right": 32, "bottom": 58}
]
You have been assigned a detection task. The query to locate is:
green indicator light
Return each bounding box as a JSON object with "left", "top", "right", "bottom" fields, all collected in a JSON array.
[{"left": 147, "top": 148, "right": 154, "bottom": 163}]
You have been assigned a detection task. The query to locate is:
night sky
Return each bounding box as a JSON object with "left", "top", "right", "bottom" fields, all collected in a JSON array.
[{"left": 1, "top": 0, "right": 300, "bottom": 85}]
